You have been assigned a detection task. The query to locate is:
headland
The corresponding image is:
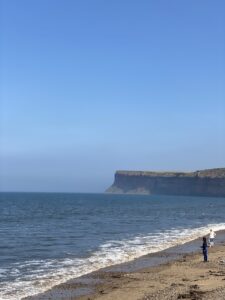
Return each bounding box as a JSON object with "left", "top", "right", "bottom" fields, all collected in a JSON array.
[{"left": 106, "top": 168, "right": 225, "bottom": 197}]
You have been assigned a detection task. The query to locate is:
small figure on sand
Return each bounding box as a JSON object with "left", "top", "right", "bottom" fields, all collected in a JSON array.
[
  {"left": 201, "top": 237, "right": 208, "bottom": 262},
  {"left": 209, "top": 229, "right": 216, "bottom": 247}
]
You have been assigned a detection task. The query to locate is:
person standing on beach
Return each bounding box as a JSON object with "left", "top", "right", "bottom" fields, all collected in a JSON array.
[
  {"left": 201, "top": 237, "right": 208, "bottom": 262},
  {"left": 209, "top": 229, "right": 216, "bottom": 247}
]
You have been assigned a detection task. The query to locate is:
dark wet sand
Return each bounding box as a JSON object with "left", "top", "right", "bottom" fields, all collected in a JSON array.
[{"left": 23, "top": 230, "right": 225, "bottom": 300}]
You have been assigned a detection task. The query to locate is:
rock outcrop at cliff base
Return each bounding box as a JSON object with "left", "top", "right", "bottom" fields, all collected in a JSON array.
[{"left": 106, "top": 168, "right": 225, "bottom": 197}]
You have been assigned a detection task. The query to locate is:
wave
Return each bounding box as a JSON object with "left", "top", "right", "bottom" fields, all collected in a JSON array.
[{"left": 1, "top": 222, "right": 225, "bottom": 300}]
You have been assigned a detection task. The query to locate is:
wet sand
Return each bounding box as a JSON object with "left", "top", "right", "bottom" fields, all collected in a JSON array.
[{"left": 24, "top": 231, "right": 225, "bottom": 300}]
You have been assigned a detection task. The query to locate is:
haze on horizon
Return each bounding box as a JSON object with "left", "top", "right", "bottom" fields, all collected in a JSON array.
[{"left": 1, "top": 0, "right": 225, "bottom": 193}]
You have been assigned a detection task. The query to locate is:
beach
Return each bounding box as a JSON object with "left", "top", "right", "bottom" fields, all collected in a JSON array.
[
  {"left": 1, "top": 193, "right": 225, "bottom": 299},
  {"left": 24, "top": 231, "right": 225, "bottom": 300}
]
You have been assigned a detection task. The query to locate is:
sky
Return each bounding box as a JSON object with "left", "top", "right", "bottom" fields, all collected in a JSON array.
[{"left": 0, "top": 0, "right": 225, "bottom": 192}]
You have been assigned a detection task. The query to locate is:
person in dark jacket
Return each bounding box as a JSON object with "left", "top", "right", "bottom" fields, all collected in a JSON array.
[{"left": 201, "top": 237, "right": 208, "bottom": 262}]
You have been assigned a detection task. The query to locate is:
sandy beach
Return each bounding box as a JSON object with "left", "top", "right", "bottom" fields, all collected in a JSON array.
[
  {"left": 24, "top": 231, "right": 225, "bottom": 300},
  {"left": 87, "top": 243, "right": 225, "bottom": 300}
]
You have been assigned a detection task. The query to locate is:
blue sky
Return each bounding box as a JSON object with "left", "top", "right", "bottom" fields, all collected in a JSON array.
[{"left": 1, "top": 0, "right": 225, "bottom": 192}]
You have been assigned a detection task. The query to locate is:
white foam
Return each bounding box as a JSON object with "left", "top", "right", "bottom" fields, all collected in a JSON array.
[{"left": 1, "top": 222, "right": 225, "bottom": 300}]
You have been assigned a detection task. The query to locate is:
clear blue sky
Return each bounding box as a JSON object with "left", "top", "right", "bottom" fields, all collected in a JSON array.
[{"left": 1, "top": 0, "right": 225, "bottom": 192}]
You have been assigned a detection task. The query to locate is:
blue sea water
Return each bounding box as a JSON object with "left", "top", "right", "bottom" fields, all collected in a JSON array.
[{"left": 0, "top": 192, "right": 225, "bottom": 299}]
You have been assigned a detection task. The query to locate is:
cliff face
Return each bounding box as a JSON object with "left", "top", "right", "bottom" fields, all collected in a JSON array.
[{"left": 106, "top": 168, "right": 225, "bottom": 197}]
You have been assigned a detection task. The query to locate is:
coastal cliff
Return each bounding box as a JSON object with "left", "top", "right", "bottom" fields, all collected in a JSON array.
[{"left": 106, "top": 168, "right": 225, "bottom": 197}]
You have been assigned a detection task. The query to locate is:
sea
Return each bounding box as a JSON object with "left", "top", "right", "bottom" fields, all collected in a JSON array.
[{"left": 0, "top": 192, "right": 225, "bottom": 300}]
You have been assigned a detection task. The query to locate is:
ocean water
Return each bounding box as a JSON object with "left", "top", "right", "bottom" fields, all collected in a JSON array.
[{"left": 0, "top": 192, "right": 225, "bottom": 300}]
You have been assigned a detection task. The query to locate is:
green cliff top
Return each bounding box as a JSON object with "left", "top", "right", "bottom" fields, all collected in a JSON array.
[{"left": 116, "top": 168, "right": 225, "bottom": 178}]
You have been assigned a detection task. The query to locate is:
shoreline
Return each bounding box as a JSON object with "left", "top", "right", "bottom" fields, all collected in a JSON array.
[{"left": 24, "top": 230, "right": 225, "bottom": 300}]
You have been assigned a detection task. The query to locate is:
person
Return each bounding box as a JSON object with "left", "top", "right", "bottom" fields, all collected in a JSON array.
[
  {"left": 201, "top": 237, "right": 208, "bottom": 262},
  {"left": 209, "top": 229, "right": 216, "bottom": 247}
]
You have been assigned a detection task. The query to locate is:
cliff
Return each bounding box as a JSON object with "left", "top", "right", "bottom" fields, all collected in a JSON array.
[{"left": 106, "top": 168, "right": 225, "bottom": 197}]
